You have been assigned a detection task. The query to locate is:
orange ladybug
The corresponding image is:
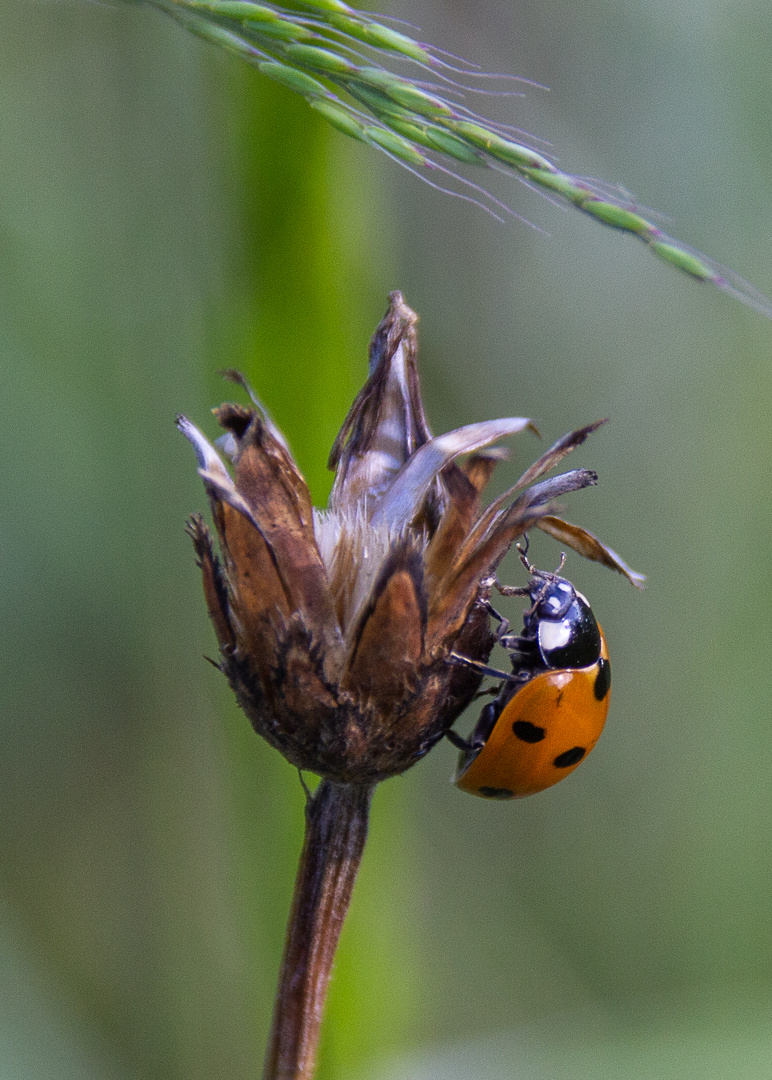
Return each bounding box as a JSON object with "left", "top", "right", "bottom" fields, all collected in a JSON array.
[{"left": 449, "top": 557, "right": 610, "bottom": 799}]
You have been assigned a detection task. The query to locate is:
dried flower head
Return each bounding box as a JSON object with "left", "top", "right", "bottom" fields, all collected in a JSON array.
[{"left": 178, "top": 293, "right": 640, "bottom": 786}]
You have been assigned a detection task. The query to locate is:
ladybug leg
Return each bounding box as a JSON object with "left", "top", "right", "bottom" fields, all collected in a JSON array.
[
  {"left": 445, "top": 728, "right": 474, "bottom": 752},
  {"left": 489, "top": 573, "right": 543, "bottom": 620},
  {"left": 494, "top": 571, "right": 547, "bottom": 618},
  {"left": 447, "top": 700, "right": 499, "bottom": 752},
  {"left": 498, "top": 632, "right": 530, "bottom": 653},
  {"left": 472, "top": 685, "right": 499, "bottom": 700},
  {"left": 481, "top": 580, "right": 531, "bottom": 642},
  {"left": 480, "top": 598, "right": 512, "bottom": 640},
  {"left": 447, "top": 652, "right": 518, "bottom": 682},
  {"left": 491, "top": 579, "right": 530, "bottom": 599}
]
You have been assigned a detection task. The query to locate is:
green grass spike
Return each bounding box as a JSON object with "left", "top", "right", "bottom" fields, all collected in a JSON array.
[
  {"left": 284, "top": 43, "right": 357, "bottom": 75},
  {"left": 310, "top": 98, "right": 368, "bottom": 141},
  {"left": 364, "top": 126, "right": 428, "bottom": 166},
  {"left": 258, "top": 60, "right": 329, "bottom": 97},
  {"left": 327, "top": 15, "right": 431, "bottom": 64}
]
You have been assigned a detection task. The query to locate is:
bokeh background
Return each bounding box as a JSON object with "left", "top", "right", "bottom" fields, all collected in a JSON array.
[{"left": 3, "top": 0, "right": 772, "bottom": 1077}]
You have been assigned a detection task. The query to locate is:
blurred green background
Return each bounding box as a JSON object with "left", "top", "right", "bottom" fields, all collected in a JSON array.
[{"left": 2, "top": 0, "right": 772, "bottom": 1077}]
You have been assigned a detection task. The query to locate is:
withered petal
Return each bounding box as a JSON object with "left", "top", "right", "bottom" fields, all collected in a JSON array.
[
  {"left": 343, "top": 542, "right": 426, "bottom": 708},
  {"left": 463, "top": 449, "right": 509, "bottom": 493},
  {"left": 370, "top": 417, "right": 538, "bottom": 531},
  {"left": 504, "top": 468, "right": 599, "bottom": 516},
  {"left": 423, "top": 465, "right": 480, "bottom": 590},
  {"left": 426, "top": 469, "right": 599, "bottom": 650},
  {"left": 219, "top": 369, "right": 292, "bottom": 454},
  {"left": 185, "top": 513, "right": 235, "bottom": 651},
  {"left": 216, "top": 406, "right": 310, "bottom": 504},
  {"left": 212, "top": 402, "right": 253, "bottom": 440},
  {"left": 423, "top": 451, "right": 508, "bottom": 581},
  {"left": 457, "top": 424, "right": 605, "bottom": 561},
  {"left": 177, "top": 415, "right": 258, "bottom": 525},
  {"left": 461, "top": 468, "right": 600, "bottom": 582},
  {"left": 536, "top": 515, "right": 646, "bottom": 588},
  {"left": 178, "top": 414, "right": 327, "bottom": 676},
  {"left": 232, "top": 414, "right": 345, "bottom": 667},
  {"left": 512, "top": 420, "right": 608, "bottom": 490},
  {"left": 271, "top": 617, "right": 340, "bottom": 730},
  {"left": 329, "top": 293, "right": 430, "bottom": 512},
  {"left": 213, "top": 500, "right": 295, "bottom": 664}
]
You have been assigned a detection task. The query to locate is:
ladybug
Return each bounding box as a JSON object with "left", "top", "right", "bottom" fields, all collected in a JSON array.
[{"left": 449, "top": 552, "right": 611, "bottom": 799}]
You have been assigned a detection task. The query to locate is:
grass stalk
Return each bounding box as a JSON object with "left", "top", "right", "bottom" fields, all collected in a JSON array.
[{"left": 134, "top": 0, "right": 772, "bottom": 317}]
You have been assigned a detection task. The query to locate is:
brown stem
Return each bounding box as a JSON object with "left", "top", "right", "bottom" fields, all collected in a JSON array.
[{"left": 263, "top": 780, "right": 374, "bottom": 1080}]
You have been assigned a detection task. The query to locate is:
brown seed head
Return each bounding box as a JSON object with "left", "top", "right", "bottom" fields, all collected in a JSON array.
[{"left": 178, "top": 293, "right": 640, "bottom": 784}]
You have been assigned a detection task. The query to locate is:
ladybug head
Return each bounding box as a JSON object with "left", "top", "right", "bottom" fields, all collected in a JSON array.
[
  {"left": 528, "top": 573, "right": 576, "bottom": 622},
  {"left": 517, "top": 542, "right": 576, "bottom": 622}
]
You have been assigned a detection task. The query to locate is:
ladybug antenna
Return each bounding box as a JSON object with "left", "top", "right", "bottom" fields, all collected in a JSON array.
[
  {"left": 516, "top": 536, "right": 534, "bottom": 575},
  {"left": 516, "top": 540, "right": 548, "bottom": 614},
  {"left": 515, "top": 538, "right": 567, "bottom": 580},
  {"left": 517, "top": 545, "right": 568, "bottom": 583},
  {"left": 509, "top": 542, "right": 575, "bottom": 617}
]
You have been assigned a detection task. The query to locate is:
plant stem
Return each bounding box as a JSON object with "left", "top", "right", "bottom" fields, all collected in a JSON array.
[{"left": 263, "top": 779, "right": 374, "bottom": 1080}]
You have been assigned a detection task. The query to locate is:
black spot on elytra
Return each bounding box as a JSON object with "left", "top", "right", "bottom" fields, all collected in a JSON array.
[
  {"left": 478, "top": 786, "right": 515, "bottom": 799},
  {"left": 512, "top": 720, "right": 546, "bottom": 743},
  {"left": 594, "top": 657, "right": 611, "bottom": 701},
  {"left": 554, "top": 747, "right": 586, "bottom": 768}
]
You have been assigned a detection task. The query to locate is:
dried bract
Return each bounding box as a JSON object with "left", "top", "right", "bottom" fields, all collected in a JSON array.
[{"left": 179, "top": 293, "right": 628, "bottom": 784}]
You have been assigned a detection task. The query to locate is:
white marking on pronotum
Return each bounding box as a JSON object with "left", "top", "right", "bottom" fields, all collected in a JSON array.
[{"left": 538, "top": 619, "right": 572, "bottom": 653}]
